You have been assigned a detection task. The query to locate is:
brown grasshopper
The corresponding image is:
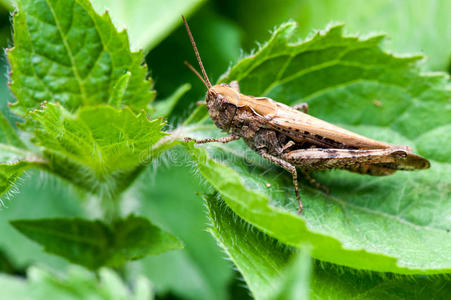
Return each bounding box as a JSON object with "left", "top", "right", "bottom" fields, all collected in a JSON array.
[{"left": 181, "top": 16, "right": 430, "bottom": 213}]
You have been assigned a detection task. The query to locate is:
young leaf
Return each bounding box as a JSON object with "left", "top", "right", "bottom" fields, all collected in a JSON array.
[
  {"left": 0, "top": 265, "right": 153, "bottom": 300},
  {"left": 8, "top": 0, "right": 155, "bottom": 116},
  {"left": 205, "top": 194, "right": 310, "bottom": 300},
  {"left": 31, "top": 103, "right": 166, "bottom": 197},
  {"left": 184, "top": 23, "right": 451, "bottom": 274},
  {"left": 206, "top": 194, "right": 451, "bottom": 300},
  {"left": 10, "top": 215, "right": 183, "bottom": 269},
  {"left": 91, "top": 0, "right": 206, "bottom": 52}
]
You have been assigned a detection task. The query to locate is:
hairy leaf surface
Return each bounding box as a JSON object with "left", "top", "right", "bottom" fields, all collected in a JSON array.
[
  {"left": 8, "top": 0, "right": 155, "bottom": 116},
  {"left": 206, "top": 194, "right": 451, "bottom": 299},
  {"left": 0, "top": 143, "right": 45, "bottom": 198},
  {"left": 30, "top": 103, "right": 166, "bottom": 196}
]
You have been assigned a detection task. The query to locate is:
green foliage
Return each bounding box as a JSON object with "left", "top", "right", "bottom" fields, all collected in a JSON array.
[
  {"left": 206, "top": 194, "right": 311, "bottom": 300},
  {"left": 0, "top": 159, "right": 36, "bottom": 197},
  {"left": 0, "top": 0, "right": 449, "bottom": 298},
  {"left": 10, "top": 215, "right": 182, "bottom": 269},
  {"left": 0, "top": 141, "right": 44, "bottom": 198},
  {"left": 0, "top": 112, "right": 35, "bottom": 197},
  {"left": 0, "top": 266, "right": 153, "bottom": 300},
  {"left": 185, "top": 22, "right": 451, "bottom": 274},
  {"left": 0, "top": 171, "right": 85, "bottom": 271},
  {"left": 310, "top": 264, "right": 451, "bottom": 300},
  {"left": 8, "top": 0, "right": 155, "bottom": 116},
  {"left": 31, "top": 103, "right": 166, "bottom": 197},
  {"left": 0, "top": 0, "right": 185, "bottom": 275},
  {"left": 206, "top": 194, "right": 451, "bottom": 300}
]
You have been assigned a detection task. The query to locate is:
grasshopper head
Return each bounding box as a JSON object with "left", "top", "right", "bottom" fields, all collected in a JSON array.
[
  {"left": 182, "top": 16, "right": 241, "bottom": 132},
  {"left": 206, "top": 84, "right": 240, "bottom": 132}
]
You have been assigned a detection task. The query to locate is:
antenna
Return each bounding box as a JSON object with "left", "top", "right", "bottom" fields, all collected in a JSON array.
[
  {"left": 184, "top": 61, "right": 209, "bottom": 89},
  {"left": 181, "top": 15, "right": 212, "bottom": 89}
]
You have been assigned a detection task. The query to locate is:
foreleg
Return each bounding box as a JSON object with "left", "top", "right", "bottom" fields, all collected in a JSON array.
[{"left": 185, "top": 135, "right": 240, "bottom": 144}]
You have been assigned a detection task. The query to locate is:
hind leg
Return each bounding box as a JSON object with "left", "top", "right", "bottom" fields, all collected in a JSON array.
[{"left": 259, "top": 149, "right": 303, "bottom": 214}]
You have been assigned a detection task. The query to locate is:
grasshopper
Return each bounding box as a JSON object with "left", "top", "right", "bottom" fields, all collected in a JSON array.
[{"left": 181, "top": 16, "right": 430, "bottom": 213}]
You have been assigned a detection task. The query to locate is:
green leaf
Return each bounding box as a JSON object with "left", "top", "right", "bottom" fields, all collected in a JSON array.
[
  {"left": 111, "top": 215, "right": 184, "bottom": 261},
  {"left": 0, "top": 160, "right": 32, "bottom": 198},
  {"left": 0, "top": 145, "right": 44, "bottom": 198},
  {"left": 184, "top": 23, "right": 451, "bottom": 274},
  {"left": 0, "top": 170, "right": 85, "bottom": 271},
  {"left": 0, "top": 110, "right": 40, "bottom": 199},
  {"left": 31, "top": 103, "right": 166, "bottom": 197},
  {"left": 10, "top": 215, "right": 183, "bottom": 269},
  {"left": 206, "top": 194, "right": 311, "bottom": 300},
  {"left": 8, "top": 0, "right": 155, "bottom": 116},
  {"left": 0, "top": 265, "right": 153, "bottom": 300},
  {"left": 91, "top": 0, "right": 206, "bottom": 52},
  {"left": 206, "top": 193, "right": 451, "bottom": 300}
]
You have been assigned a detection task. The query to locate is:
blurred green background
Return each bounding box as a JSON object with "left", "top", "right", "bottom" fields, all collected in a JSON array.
[{"left": 0, "top": 0, "right": 449, "bottom": 299}]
